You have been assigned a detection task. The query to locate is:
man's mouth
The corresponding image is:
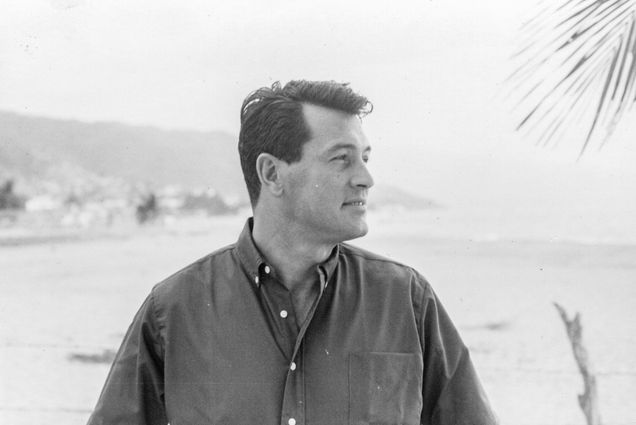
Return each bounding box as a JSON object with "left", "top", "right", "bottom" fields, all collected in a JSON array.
[{"left": 343, "top": 200, "right": 366, "bottom": 207}]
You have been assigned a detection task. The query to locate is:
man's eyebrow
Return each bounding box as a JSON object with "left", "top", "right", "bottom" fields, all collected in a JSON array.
[{"left": 325, "top": 143, "right": 372, "bottom": 154}]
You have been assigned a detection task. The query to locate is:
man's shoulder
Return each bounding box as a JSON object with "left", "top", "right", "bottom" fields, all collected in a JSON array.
[
  {"left": 151, "top": 242, "right": 237, "bottom": 300},
  {"left": 339, "top": 242, "right": 415, "bottom": 270},
  {"left": 338, "top": 242, "right": 429, "bottom": 288}
]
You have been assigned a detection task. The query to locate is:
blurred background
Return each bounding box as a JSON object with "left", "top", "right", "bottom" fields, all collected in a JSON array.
[{"left": 1, "top": 1, "right": 635, "bottom": 424}]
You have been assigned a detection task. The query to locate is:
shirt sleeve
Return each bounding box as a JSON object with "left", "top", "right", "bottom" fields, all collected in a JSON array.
[
  {"left": 419, "top": 282, "right": 498, "bottom": 425},
  {"left": 87, "top": 292, "right": 168, "bottom": 425}
]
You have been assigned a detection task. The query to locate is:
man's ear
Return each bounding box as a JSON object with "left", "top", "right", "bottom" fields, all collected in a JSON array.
[{"left": 255, "top": 153, "right": 285, "bottom": 197}]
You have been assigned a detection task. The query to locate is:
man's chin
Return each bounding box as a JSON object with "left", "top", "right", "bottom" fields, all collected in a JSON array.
[{"left": 339, "top": 221, "right": 369, "bottom": 243}]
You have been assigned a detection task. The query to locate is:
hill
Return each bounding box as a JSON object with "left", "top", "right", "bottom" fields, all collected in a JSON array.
[
  {"left": 0, "top": 110, "right": 436, "bottom": 209},
  {"left": 0, "top": 110, "right": 245, "bottom": 198}
]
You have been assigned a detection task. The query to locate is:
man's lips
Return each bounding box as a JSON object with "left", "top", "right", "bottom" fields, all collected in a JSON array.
[{"left": 342, "top": 200, "right": 366, "bottom": 207}]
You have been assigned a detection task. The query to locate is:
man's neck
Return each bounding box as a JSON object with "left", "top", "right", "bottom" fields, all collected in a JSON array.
[{"left": 251, "top": 214, "right": 334, "bottom": 290}]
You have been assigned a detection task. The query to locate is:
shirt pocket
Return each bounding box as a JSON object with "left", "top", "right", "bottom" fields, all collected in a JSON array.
[{"left": 348, "top": 352, "right": 422, "bottom": 425}]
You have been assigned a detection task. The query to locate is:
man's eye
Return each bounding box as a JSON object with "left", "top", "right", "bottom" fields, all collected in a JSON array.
[
  {"left": 362, "top": 156, "right": 370, "bottom": 163},
  {"left": 332, "top": 155, "right": 348, "bottom": 162}
]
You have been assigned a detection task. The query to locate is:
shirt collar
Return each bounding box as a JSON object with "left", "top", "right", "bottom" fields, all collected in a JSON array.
[
  {"left": 236, "top": 218, "right": 267, "bottom": 287},
  {"left": 318, "top": 243, "right": 339, "bottom": 285},
  {"left": 236, "top": 217, "right": 340, "bottom": 288}
]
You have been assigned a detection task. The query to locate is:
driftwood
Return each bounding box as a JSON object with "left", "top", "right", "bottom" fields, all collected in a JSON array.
[{"left": 554, "top": 302, "right": 601, "bottom": 425}]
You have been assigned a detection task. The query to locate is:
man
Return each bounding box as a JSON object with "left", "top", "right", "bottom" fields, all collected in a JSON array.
[{"left": 88, "top": 80, "right": 497, "bottom": 425}]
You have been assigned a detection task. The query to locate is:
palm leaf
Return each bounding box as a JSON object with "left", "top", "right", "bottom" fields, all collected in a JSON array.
[{"left": 509, "top": 0, "right": 636, "bottom": 155}]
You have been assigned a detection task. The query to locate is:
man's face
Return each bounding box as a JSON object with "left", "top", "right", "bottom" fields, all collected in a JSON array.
[{"left": 280, "top": 103, "right": 374, "bottom": 245}]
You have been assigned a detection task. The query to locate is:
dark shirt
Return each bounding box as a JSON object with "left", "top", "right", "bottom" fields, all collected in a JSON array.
[{"left": 88, "top": 219, "right": 497, "bottom": 425}]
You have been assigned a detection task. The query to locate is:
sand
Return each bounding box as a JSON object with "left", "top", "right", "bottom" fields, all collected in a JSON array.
[{"left": 1, "top": 214, "right": 635, "bottom": 425}]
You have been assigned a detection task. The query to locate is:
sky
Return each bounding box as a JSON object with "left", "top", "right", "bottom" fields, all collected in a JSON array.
[{"left": 2, "top": 0, "right": 635, "bottom": 243}]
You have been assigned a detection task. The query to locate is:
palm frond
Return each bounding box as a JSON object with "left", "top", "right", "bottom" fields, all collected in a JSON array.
[{"left": 509, "top": 0, "right": 636, "bottom": 155}]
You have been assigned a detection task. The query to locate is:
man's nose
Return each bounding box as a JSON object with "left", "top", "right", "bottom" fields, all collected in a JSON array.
[{"left": 351, "top": 161, "right": 374, "bottom": 189}]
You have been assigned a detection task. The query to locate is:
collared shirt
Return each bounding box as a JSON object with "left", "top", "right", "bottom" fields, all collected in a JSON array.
[{"left": 88, "top": 218, "right": 497, "bottom": 425}]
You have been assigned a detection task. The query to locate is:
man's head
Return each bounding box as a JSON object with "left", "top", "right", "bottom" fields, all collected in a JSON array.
[
  {"left": 238, "top": 80, "right": 372, "bottom": 207},
  {"left": 238, "top": 80, "right": 374, "bottom": 244}
]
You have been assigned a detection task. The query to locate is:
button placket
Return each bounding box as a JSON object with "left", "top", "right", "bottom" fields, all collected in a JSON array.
[
  {"left": 282, "top": 355, "right": 304, "bottom": 425},
  {"left": 281, "top": 279, "right": 326, "bottom": 425}
]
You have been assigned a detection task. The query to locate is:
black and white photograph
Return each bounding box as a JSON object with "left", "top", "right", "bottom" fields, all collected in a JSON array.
[{"left": 1, "top": 1, "right": 635, "bottom": 424}]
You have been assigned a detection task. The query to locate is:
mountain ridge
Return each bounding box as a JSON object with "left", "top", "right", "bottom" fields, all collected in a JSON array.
[
  {"left": 0, "top": 110, "right": 246, "bottom": 198},
  {"left": 0, "top": 110, "right": 437, "bottom": 209}
]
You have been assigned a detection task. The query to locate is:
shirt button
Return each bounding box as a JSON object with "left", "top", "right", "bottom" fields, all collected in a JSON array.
[
  {"left": 280, "top": 310, "right": 288, "bottom": 318},
  {"left": 290, "top": 362, "right": 297, "bottom": 371},
  {"left": 264, "top": 265, "right": 271, "bottom": 274},
  {"left": 288, "top": 419, "right": 296, "bottom": 425},
  {"left": 254, "top": 276, "right": 259, "bottom": 284}
]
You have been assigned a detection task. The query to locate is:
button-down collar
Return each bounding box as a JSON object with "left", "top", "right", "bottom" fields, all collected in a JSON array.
[
  {"left": 235, "top": 218, "right": 268, "bottom": 286},
  {"left": 236, "top": 218, "right": 339, "bottom": 288}
]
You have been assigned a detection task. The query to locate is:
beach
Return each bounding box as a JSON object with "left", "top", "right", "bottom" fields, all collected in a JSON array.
[{"left": 1, "top": 213, "right": 635, "bottom": 425}]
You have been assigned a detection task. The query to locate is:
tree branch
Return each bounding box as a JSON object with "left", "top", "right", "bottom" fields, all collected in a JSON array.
[{"left": 553, "top": 302, "right": 602, "bottom": 425}]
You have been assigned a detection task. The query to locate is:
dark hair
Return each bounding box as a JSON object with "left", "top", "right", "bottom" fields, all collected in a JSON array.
[{"left": 238, "top": 80, "right": 372, "bottom": 206}]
